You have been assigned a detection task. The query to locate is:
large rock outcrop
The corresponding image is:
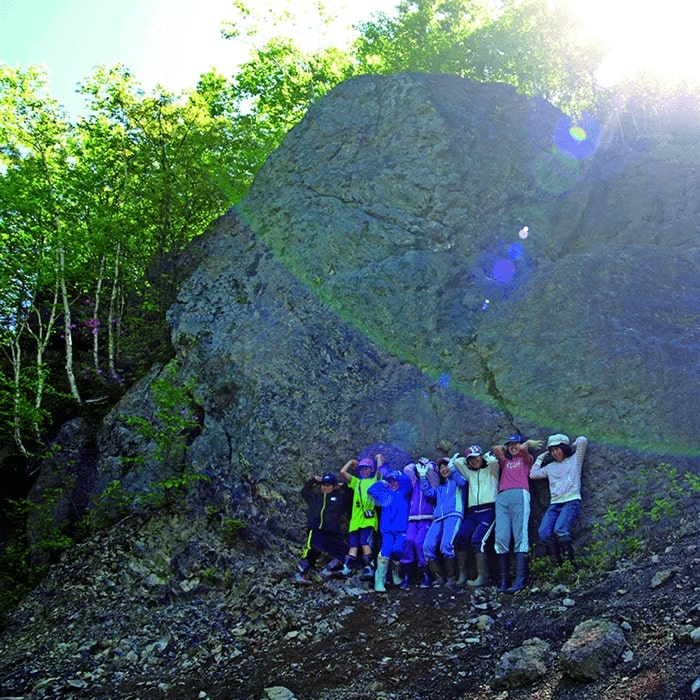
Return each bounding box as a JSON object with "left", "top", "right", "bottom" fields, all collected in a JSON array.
[
  {"left": 4, "top": 71, "right": 700, "bottom": 700},
  {"left": 89, "top": 73, "right": 699, "bottom": 539}
]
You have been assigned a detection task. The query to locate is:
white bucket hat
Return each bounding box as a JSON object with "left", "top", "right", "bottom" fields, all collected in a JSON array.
[{"left": 547, "top": 433, "right": 570, "bottom": 449}]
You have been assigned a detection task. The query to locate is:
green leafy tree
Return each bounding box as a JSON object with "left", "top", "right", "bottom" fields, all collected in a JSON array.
[
  {"left": 352, "top": 0, "right": 604, "bottom": 115},
  {"left": 353, "top": 0, "right": 496, "bottom": 74},
  {"left": 0, "top": 64, "right": 243, "bottom": 462},
  {"left": 0, "top": 65, "right": 77, "bottom": 457},
  {"left": 465, "top": 0, "right": 605, "bottom": 114},
  {"left": 78, "top": 67, "right": 235, "bottom": 324}
]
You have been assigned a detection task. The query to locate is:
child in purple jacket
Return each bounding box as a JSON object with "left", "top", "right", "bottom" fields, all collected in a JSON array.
[{"left": 399, "top": 458, "right": 438, "bottom": 588}]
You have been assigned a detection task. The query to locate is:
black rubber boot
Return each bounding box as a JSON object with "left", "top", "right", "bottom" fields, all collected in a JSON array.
[
  {"left": 498, "top": 553, "right": 510, "bottom": 592},
  {"left": 467, "top": 552, "right": 490, "bottom": 587},
  {"left": 428, "top": 559, "right": 444, "bottom": 587},
  {"left": 542, "top": 538, "right": 563, "bottom": 566},
  {"left": 506, "top": 552, "right": 528, "bottom": 593},
  {"left": 558, "top": 536, "right": 578, "bottom": 570},
  {"left": 399, "top": 563, "right": 411, "bottom": 589},
  {"left": 455, "top": 549, "right": 470, "bottom": 586},
  {"left": 444, "top": 556, "right": 458, "bottom": 590}
]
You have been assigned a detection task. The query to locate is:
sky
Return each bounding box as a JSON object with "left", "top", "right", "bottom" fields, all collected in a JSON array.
[
  {"left": 571, "top": 0, "right": 700, "bottom": 88},
  {"left": 1, "top": 0, "right": 699, "bottom": 118},
  {"left": 0, "top": 0, "right": 397, "bottom": 116}
]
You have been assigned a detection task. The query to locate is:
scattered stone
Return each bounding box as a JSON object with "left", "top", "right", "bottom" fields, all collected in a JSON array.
[
  {"left": 550, "top": 584, "right": 570, "bottom": 598},
  {"left": 651, "top": 568, "right": 676, "bottom": 589},
  {"left": 263, "top": 687, "right": 297, "bottom": 700},
  {"left": 560, "top": 619, "right": 628, "bottom": 681},
  {"left": 475, "top": 614, "right": 495, "bottom": 630},
  {"left": 492, "top": 637, "right": 552, "bottom": 690}
]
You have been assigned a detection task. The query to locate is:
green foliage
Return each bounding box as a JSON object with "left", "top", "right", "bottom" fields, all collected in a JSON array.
[
  {"left": 0, "top": 500, "right": 34, "bottom": 623},
  {"left": 583, "top": 463, "right": 700, "bottom": 570},
  {"left": 529, "top": 554, "right": 578, "bottom": 585},
  {"left": 136, "top": 472, "right": 210, "bottom": 511},
  {"left": 0, "top": 62, "right": 244, "bottom": 461},
  {"left": 221, "top": 516, "right": 247, "bottom": 548},
  {"left": 77, "top": 479, "right": 132, "bottom": 535},
  {"left": 354, "top": 0, "right": 497, "bottom": 75},
  {"left": 124, "top": 364, "right": 201, "bottom": 467},
  {"left": 122, "top": 363, "right": 208, "bottom": 512},
  {"left": 353, "top": 0, "right": 604, "bottom": 115},
  {"left": 0, "top": 484, "right": 75, "bottom": 622}
]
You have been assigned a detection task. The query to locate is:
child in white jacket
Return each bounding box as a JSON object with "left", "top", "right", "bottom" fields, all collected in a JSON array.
[
  {"left": 453, "top": 445, "right": 500, "bottom": 587},
  {"left": 530, "top": 433, "right": 588, "bottom": 569}
]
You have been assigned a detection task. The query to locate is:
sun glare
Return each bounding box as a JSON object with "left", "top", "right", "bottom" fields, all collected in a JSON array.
[{"left": 564, "top": 0, "right": 700, "bottom": 86}]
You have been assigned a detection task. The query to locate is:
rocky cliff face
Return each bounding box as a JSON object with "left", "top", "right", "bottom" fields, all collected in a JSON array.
[
  {"left": 97, "top": 73, "right": 699, "bottom": 531},
  {"left": 28, "top": 73, "right": 698, "bottom": 550},
  {"left": 4, "top": 72, "right": 700, "bottom": 700}
]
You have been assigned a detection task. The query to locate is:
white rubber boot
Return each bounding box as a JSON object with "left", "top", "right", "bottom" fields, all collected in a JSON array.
[{"left": 374, "top": 556, "right": 389, "bottom": 592}]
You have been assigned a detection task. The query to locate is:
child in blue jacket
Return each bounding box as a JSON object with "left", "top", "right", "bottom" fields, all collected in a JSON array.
[
  {"left": 368, "top": 470, "right": 411, "bottom": 592},
  {"left": 419, "top": 457, "right": 467, "bottom": 589}
]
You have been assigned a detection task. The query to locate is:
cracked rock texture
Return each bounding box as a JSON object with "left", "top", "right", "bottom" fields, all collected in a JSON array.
[
  {"left": 43, "top": 73, "right": 700, "bottom": 548},
  {"left": 3, "top": 70, "right": 700, "bottom": 700}
]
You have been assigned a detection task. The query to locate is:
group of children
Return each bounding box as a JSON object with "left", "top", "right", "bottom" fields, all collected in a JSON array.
[{"left": 295, "top": 431, "right": 588, "bottom": 594}]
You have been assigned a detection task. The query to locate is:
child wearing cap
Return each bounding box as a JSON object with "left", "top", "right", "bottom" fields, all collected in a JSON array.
[
  {"left": 339, "top": 455, "right": 382, "bottom": 580},
  {"left": 295, "top": 472, "right": 351, "bottom": 584},
  {"left": 492, "top": 433, "right": 543, "bottom": 593},
  {"left": 530, "top": 433, "right": 588, "bottom": 570},
  {"left": 452, "top": 445, "right": 500, "bottom": 587},
  {"left": 368, "top": 470, "right": 412, "bottom": 592}
]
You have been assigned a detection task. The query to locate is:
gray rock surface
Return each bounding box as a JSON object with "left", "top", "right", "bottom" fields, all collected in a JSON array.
[
  {"left": 492, "top": 637, "right": 552, "bottom": 689},
  {"left": 4, "top": 71, "right": 700, "bottom": 700},
  {"left": 64, "top": 72, "right": 698, "bottom": 551},
  {"left": 559, "top": 618, "right": 628, "bottom": 680}
]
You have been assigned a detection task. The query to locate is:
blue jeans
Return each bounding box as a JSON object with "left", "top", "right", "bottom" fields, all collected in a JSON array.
[{"left": 538, "top": 500, "right": 581, "bottom": 542}]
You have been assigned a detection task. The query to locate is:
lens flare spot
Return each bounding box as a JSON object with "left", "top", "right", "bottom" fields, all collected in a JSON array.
[
  {"left": 519, "top": 226, "right": 529, "bottom": 240},
  {"left": 569, "top": 125, "right": 587, "bottom": 142},
  {"left": 492, "top": 258, "right": 516, "bottom": 284},
  {"left": 359, "top": 441, "right": 412, "bottom": 469},
  {"left": 554, "top": 114, "right": 601, "bottom": 160},
  {"left": 482, "top": 298, "right": 491, "bottom": 311},
  {"left": 437, "top": 372, "right": 451, "bottom": 388},
  {"left": 385, "top": 425, "right": 419, "bottom": 455},
  {"left": 507, "top": 242, "right": 524, "bottom": 260}
]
